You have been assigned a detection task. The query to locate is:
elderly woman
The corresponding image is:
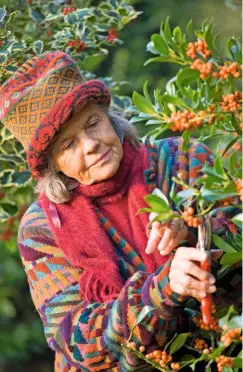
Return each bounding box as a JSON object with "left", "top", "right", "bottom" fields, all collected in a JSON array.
[{"left": 0, "top": 51, "right": 239, "bottom": 371}]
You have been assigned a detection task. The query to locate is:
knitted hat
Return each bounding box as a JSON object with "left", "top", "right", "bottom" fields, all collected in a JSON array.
[{"left": 0, "top": 51, "right": 111, "bottom": 179}]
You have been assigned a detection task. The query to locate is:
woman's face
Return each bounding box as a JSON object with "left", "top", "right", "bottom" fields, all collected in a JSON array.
[{"left": 52, "top": 104, "right": 123, "bottom": 185}]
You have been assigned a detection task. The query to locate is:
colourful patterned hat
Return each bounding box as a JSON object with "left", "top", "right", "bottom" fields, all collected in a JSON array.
[{"left": 0, "top": 51, "right": 111, "bottom": 179}]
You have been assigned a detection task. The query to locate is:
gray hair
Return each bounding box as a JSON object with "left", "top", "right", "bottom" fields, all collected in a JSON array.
[{"left": 34, "top": 106, "right": 140, "bottom": 204}]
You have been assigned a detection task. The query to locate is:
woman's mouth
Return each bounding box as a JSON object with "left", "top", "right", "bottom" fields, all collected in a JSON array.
[{"left": 92, "top": 149, "right": 111, "bottom": 166}]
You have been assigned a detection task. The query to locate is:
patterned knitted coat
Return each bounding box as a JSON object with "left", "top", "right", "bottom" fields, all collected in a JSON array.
[{"left": 17, "top": 137, "right": 240, "bottom": 372}]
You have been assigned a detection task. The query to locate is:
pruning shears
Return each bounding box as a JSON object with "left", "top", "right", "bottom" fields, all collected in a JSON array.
[{"left": 198, "top": 215, "right": 213, "bottom": 325}]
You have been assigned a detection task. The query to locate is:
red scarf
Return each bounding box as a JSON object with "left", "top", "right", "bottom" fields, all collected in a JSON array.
[{"left": 40, "top": 139, "right": 168, "bottom": 303}]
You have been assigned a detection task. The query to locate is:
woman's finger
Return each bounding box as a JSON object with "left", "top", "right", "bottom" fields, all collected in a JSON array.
[
  {"left": 145, "top": 222, "right": 165, "bottom": 254},
  {"left": 159, "top": 227, "right": 188, "bottom": 255},
  {"left": 157, "top": 226, "right": 175, "bottom": 252},
  {"left": 157, "top": 219, "right": 186, "bottom": 251},
  {"left": 175, "top": 247, "right": 208, "bottom": 262},
  {"left": 172, "top": 259, "right": 216, "bottom": 284},
  {"left": 170, "top": 270, "right": 216, "bottom": 293},
  {"left": 169, "top": 280, "right": 208, "bottom": 299},
  {"left": 172, "top": 248, "right": 216, "bottom": 282}
]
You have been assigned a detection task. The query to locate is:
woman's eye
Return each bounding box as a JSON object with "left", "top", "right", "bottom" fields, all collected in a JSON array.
[
  {"left": 64, "top": 140, "right": 74, "bottom": 150},
  {"left": 89, "top": 120, "right": 99, "bottom": 128}
]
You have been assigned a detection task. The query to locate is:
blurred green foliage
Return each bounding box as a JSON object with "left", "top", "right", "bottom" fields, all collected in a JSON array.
[{"left": 0, "top": 0, "right": 241, "bottom": 371}]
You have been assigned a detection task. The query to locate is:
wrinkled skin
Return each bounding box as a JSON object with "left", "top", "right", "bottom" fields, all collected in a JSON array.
[{"left": 52, "top": 103, "right": 123, "bottom": 186}]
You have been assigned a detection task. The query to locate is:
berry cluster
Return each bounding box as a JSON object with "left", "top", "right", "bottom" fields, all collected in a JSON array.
[
  {"left": 193, "top": 338, "right": 209, "bottom": 350},
  {"left": 63, "top": 7, "right": 76, "bottom": 15},
  {"left": 215, "top": 355, "right": 234, "bottom": 372},
  {"left": 126, "top": 342, "right": 181, "bottom": 370},
  {"left": 106, "top": 27, "right": 120, "bottom": 43},
  {"left": 235, "top": 179, "right": 243, "bottom": 201},
  {"left": 220, "top": 92, "right": 242, "bottom": 112},
  {"left": 193, "top": 305, "right": 220, "bottom": 331},
  {"left": 169, "top": 110, "right": 204, "bottom": 132},
  {"left": 0, "top": 41, "right": 4, "bottom": 47},
  {"left": 213, "top": 62, "right": 242, "bottom": 79},
  {"left": 67, "top": 40, "right": 86, "bottom": 51},
  {"left": 221, "top": 328, "right": 242, "bottom": 347},
  {"left": 182, "top": 207, "right": 201, "bottom": 228},
  {"left": 191, "top": 59, "right": 213, "bottom": 79},
  {"left": 187, "top": 40, "right": 211, "bottom": 59},
  {"left": 145, "top": 349, "right": 172, "bottom": 365}
]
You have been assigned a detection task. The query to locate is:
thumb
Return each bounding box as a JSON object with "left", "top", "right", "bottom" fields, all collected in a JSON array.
[{"left": 196, "top": 244, "right": 224, "bottom": 262}]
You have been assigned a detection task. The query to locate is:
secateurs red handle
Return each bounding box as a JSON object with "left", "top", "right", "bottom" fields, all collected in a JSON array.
[{"left": 198, "top": 216, "right": 212, "bottom": 325}]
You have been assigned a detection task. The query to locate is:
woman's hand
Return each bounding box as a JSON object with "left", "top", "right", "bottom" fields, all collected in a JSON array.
[
  {"left": 146, "top": 212, "right": 188, "bottom": 256},
  {"left": 169, "top": 247, "right": 219, "bottom": 301}
]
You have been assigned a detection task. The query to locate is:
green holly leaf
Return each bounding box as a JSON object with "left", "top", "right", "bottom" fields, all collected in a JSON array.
[
  {"left": 163, "top": 17, "right": 173, "bottom": 41},
  {"left": 228, "top": 38, "right": 242, "bottom": 63},
  {"left": 0, "top": 202, "right": 18, "bottom": 216},
  {"left": 169, "top": 333, "right": 189, "bottom": 355},
  {"left": 214, "top": 156, "right": 225, "bottom": 177},
  {"left": 205, "top": 21, "right": 215, "bottom": 56},
  {"left": 151, "top": 34, "right": 169, "bottom": 56},
  {"left": 161, "top": 94, "right": 188, "bottom": 108},
  {"left": 144, "top": 56, "right": 181, "bottom": 66},
  {"left": 213, "top": 235, "right": 236, "bottom": 253},
  {"left": 201, "top": 186, "right": 236, "bottom": 202},
  {"left": 0, "top": 206, "right": 10, "bottom": 221},
  {"left": 30, "top": 8, "right": 45, "bottom": 23},
  {"left": 232, "top": 213, "right": 243, "bottom": 229},
  {"left": 132, "top": 91, "right": 155, "bottom": 115},
  {"left": 177, "top": 68, "right": 200, "bottom": 87},
  {"left": 220, "top": 252, "right": 241, "bottom": 266},
  {"left": 33, "top": 40, "right": 44, "bottom": 55},
  {"left": 65, "top": 11, "right": 78, "bottom": 24},
  {"left": 152, "top": 188, "right": 169, "bottom": 206},
  {"left": 143, "top": 81, "right": 153, "bottom": 106},
  {"left": 182, "top": 128, "right": 191, "bottom": 152},
  {"left": 0, "top": 6, "right": 7, "bottom": 23},
  {"left": 201, "top": 163, "right": 226, "bottom": 181},
  {"left": 186, "top": 19, "right": 193, "bottom": 39},
  {"left": 227, "top": 314, "right": 243, "bottom": 330},
  {"left": 173, "top": 26, "right": 183, "bottom": 44},
  {"left": 136, "top": 207, "right": 153, "bottom": 214},
  {"left": 144, "top": 194, "right": 170, "bottom": 213}
]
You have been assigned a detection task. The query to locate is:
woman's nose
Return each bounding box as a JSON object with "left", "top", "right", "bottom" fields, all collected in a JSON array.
[{"left": 80, "top": 134, "right": 99, "bottom": 155}]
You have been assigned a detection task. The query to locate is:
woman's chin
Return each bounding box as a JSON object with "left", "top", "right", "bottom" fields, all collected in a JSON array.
[
  {"left": 78, "top": 162, "right": 120, "bottom": 185},
  {"left": 95, "top": 164, "right": 119, "bottom": 183}
]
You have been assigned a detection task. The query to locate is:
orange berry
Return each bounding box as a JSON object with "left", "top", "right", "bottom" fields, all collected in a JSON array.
[
  {"left": 153, "top": 350, "right": 162, "bottom": 358},
  {"left": 177, "top": 172, "right": 184, "bottom": 179},
  {"left": 130, "top": 341, "right": 136, "bottom": 350},
  {"left": 187, "top": 207, "right": 194, "bottom": 215},
  {"left": 203, "top": 348, "right": 210, "bottom": 354}
]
